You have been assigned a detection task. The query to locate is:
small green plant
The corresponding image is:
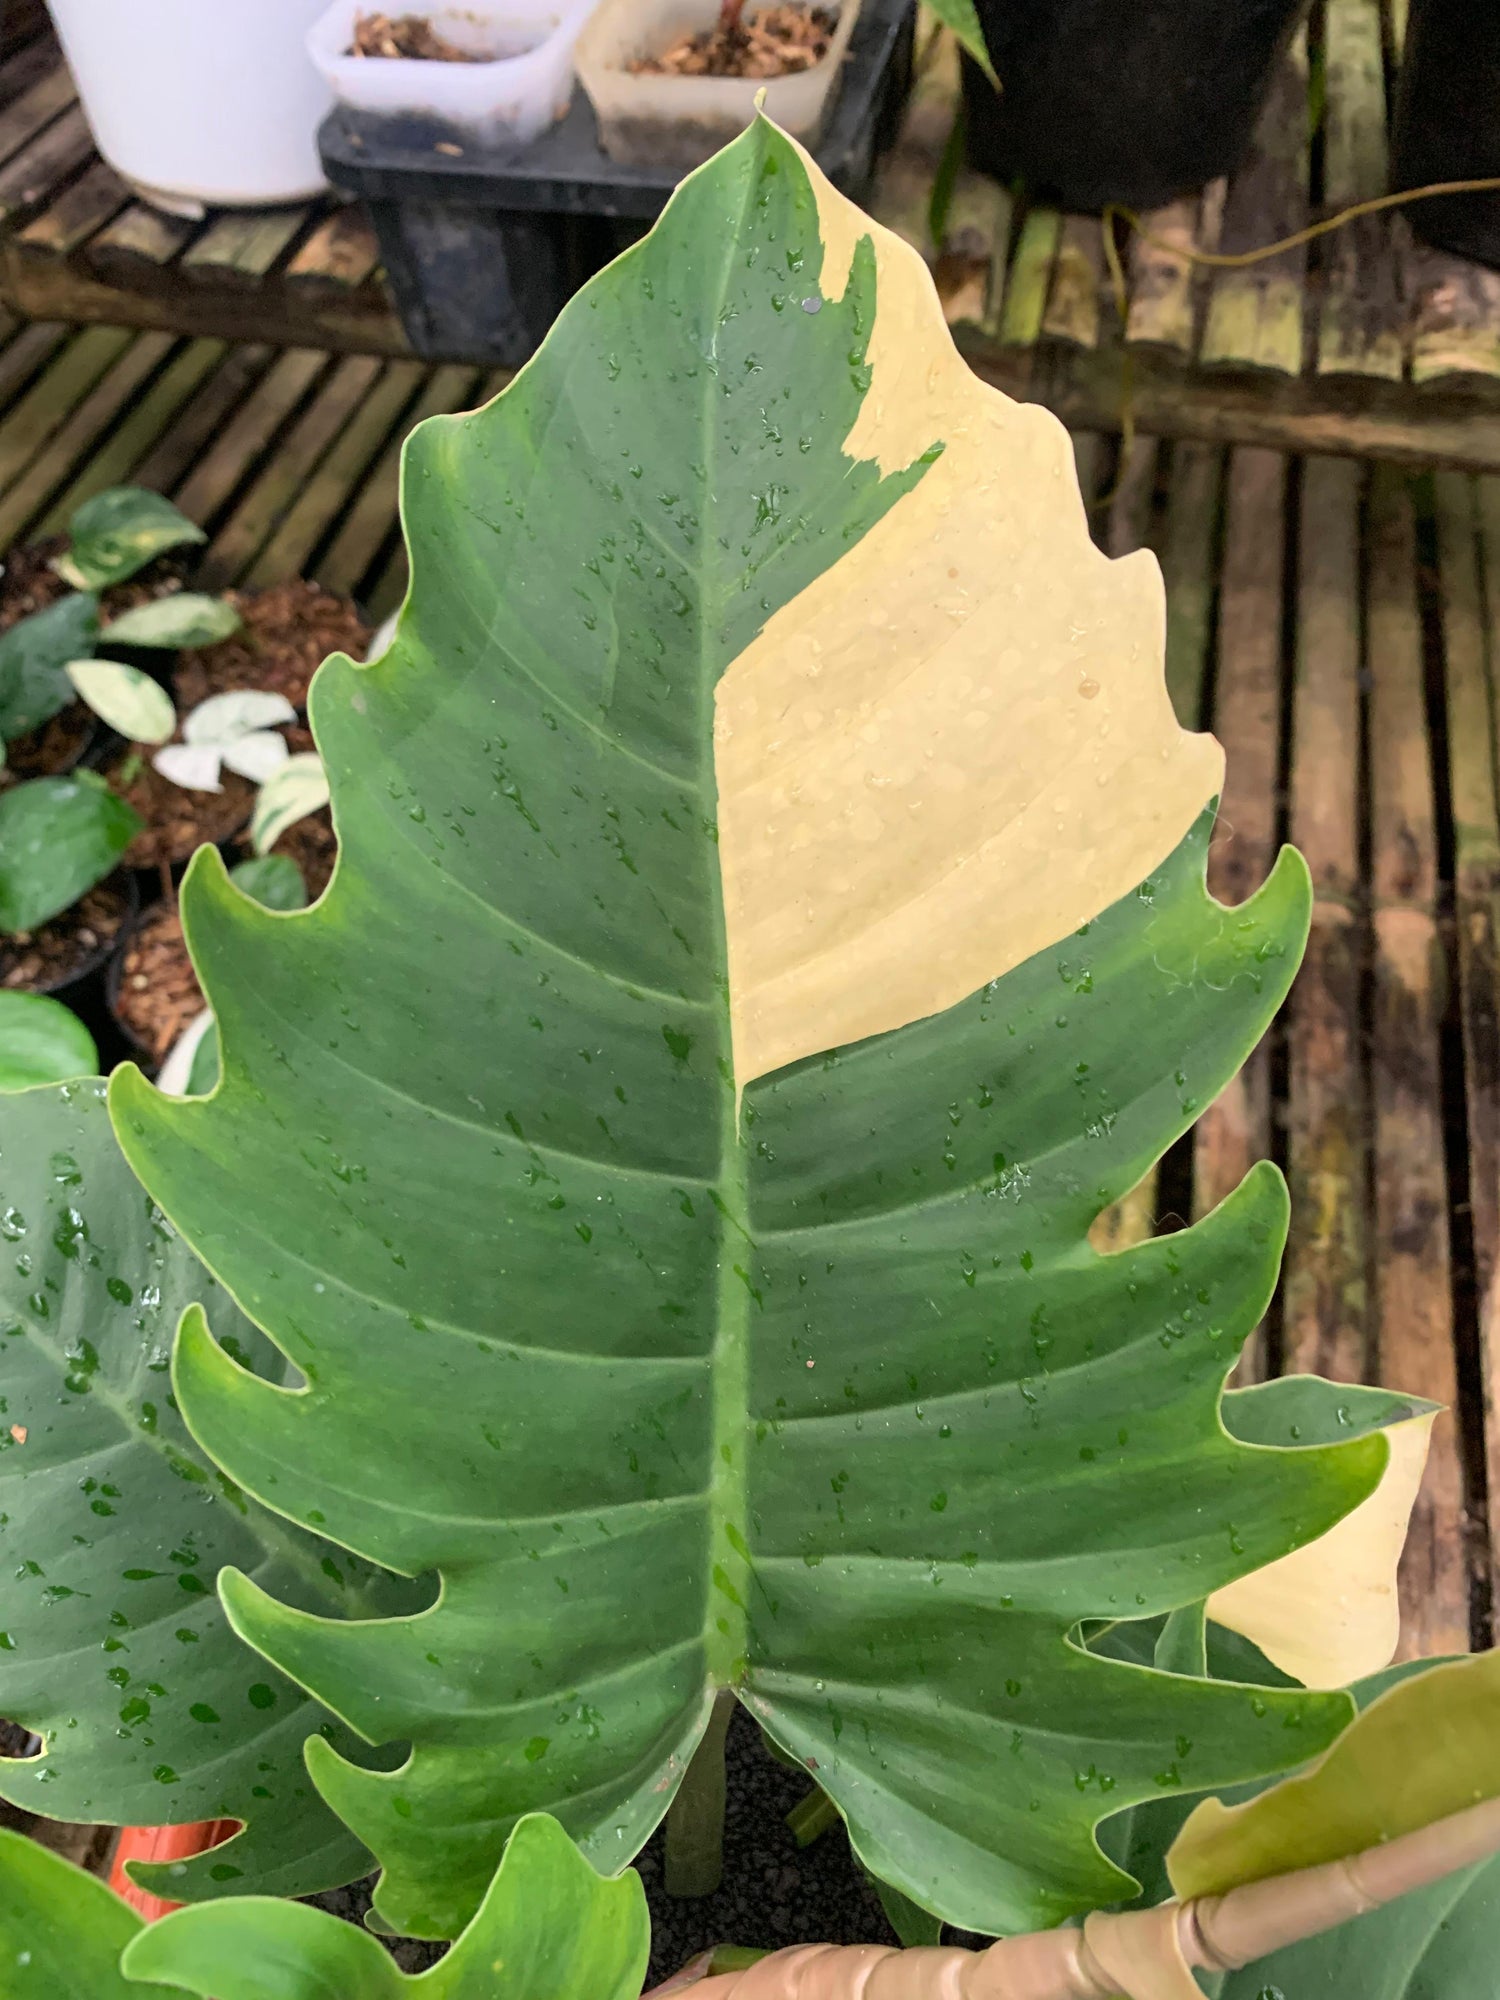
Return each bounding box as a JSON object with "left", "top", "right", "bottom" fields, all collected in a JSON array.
[
  {"left": 0, "top": 487, "right": 234, "bottom": 768},
  {"left": 0, "top": 988, "right": 97, "bottom": 1088},
  {"left": 0, "top": 771, "right": 141, "bottom": 933}
]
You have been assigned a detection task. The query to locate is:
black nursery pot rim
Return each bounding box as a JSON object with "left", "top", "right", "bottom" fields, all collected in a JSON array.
[{"left": 0, "top": 868, "right": 140, "bottom": 999}]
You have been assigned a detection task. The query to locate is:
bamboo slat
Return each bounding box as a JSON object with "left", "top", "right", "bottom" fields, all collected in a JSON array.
[
  {"left": 1366, "top": 464, "right": 1470, "bottom": 1658},
  {"left": 1158, "top": 441, "right": 1224, "bottom": 731},
  {"left": 1200, "top": 40, "right": 1310, "bottom": 375},
  {"left": 1195, "top": 449, "right": 1289, "bottom": 1380},
  {"left": 1451, "top": 475, "right": 1500, "bottom": 1619},
  {"left": 1282, "top": 455, "right": 1369, "bottom": 1384},
  {"left": 1317, "top": 0, "right": 1404, "bottom": 382}
]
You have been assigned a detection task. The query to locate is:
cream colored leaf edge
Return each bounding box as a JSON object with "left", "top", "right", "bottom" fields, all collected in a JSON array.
[
  {"left": 1207, "top": 1410, "right": 1435, "bottom": 1689},
  {"left": 1168, "top": 1647, "right": 1500, "bottom": 1899},
  {"left": 715, "top": 130, "right": 1225, "bottom": 1086}
]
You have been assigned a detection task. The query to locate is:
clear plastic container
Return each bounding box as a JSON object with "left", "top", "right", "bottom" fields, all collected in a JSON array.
[
  {"left": 576, "top": 0, "right": 864, "bottom": 169},
  {"left": 44, "top": 0, "right": 333, "bottom": 210},
  {"left": 307, "top": 0, "right": 602, "bottom": 146}
]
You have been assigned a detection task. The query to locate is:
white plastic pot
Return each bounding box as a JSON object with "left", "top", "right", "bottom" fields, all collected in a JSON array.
[
  {"left": 308, "top": 1, "right": 602, "bottom": 147},
  {"left": 44, "top": 0, "right": 334, "bottom": 210},
  {"left": 576, "top": 0, "right": 863, "bottom": 170}
]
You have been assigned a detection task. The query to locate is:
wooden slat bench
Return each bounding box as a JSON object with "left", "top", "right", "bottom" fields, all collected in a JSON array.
[{"left": 4, "top": 2, "right": 1500, "bottom": 471}]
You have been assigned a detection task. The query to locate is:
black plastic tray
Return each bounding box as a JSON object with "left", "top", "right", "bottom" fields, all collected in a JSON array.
[{"left": 319, "top": 0, "right": 915, "bottom": 364}]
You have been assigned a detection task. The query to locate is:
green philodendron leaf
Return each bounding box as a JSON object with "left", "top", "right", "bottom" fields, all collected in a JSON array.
[
  {"left": 59, "top": 486, "right": 206, "bottom": 592},
  {"left": 228, "top": 855, "right": 309, "bottom": 913},
  {"left": 103, "top": 596, "right": 241, "bottom": 651},
  {"left": 923, "top": 0, "right": 996, "bottom": 82},
  {"left": 121, "top": 1814, "right": 649, "bottom": 2000},
  {"left": 111, "top": 119, "right": 1391, "bottom": 1940},
  {"left": 0, "top": 1827, "right": 167, "bottom": 1999},
  {"left": 0, "top": 1082, "right": 420, "bottom": 1905},
  {"left": 0, "top": 774, "right": 140, "bottom": 934},
  {"left": 0, "top": 991, "right": 97, "bottom": 1089},
  {"left": 0, "top": 594, "right": 101, "bottom": 744}
]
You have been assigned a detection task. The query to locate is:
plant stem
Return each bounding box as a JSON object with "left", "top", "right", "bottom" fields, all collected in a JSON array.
[
  {"left": 664, "top": 1691, "right": 735, "bottom": 1898},
  {"left": 785, "top": 1785, "right": 840, "bottom": 1849}
]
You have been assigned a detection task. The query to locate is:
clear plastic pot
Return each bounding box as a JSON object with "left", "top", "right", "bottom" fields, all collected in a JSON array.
[
  {"left": 307, "top": 0, "right": 602, "bottom": 146},
  {"left": 576, "top": 0, "right": 864, "bottom": 171}
]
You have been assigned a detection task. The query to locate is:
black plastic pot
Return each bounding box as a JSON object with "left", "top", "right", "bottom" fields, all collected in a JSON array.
[
  {"left": 317, "top": 0, "right": 916, "bottom": 365},
  {"left": 963, "top": 0, "right": 1307, "bottom": 213},
  {"left": 1392, "top": 0, "right": 1500, "bottom": 270}
]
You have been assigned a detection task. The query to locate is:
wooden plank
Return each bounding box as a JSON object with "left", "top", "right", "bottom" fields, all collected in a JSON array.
[
  {"left": 0, "top": 316, "right": 69, "bottom": 421},
  {"left": 1317, "top": 0, "right": 1404, "bottom": 381},
  {"left": 0, "top": 34, "right": 69, "bottom": 119},
  {"left": 1407, "top": 237, "right": 1500, "bottom": 389},
  {"left": 963, "top": 336, "right": 1500, "bottom": 475},
  {"left": 17, "top": 156, "right": 130, "bottom": 256},
  {"left": 318, "top": 363, "right": 482, "bottom": 595},
  {"left": 286, "top": 202, "right": 382, "bottom": 292},
  {"left": 182, "top": 206, "right": 314, "bottom": 283},
  {"left": 0, "top": 329, "right": 173, "bottom": 549},
  {"left": 246, "top": 359, "right": 427, "bottom": 585},
  {"left": 1042, "top": 213, "right": 1105, "bottom": 352},
  {"left": 84, "top": 200, "right": 199, "bottom": 280},
  {"left": 1, "top": 238, "right": 412, "bottom": 357},
  {"left": 200, "top": 354, "right": 384, "bottom": 586},
  {"left": 1282, "top": 455, "right": 1369, "bottom": 1384},
  {"left": 1449, "top": 474, "right": 1500, "bottom": 1619},
  {"left": 129, "top": 342, "right": 275, "bottom": 497},
  {"left": 1195, "top": 448, "right": 1288, "bottom": 1384},
  {"left": 0, "top": 102, "right": 94, "bottom": 227},
  {"left": 999, "top": 205, "right": 1061, "bottom": 352},
  {"left": 36, "top": 337, "right": 227, "bottom": 533},
  {"left": 1125, "top": 185, "right": 1223, "bottom": 357},
  {"left": 933, "top": 171, "right": 1012, "bottom": 338},
  {"left": 1200, "top": 39, "right": 1310, "bottom": 375},
  {"left": 0, "top": 323, "right": 134, "bottom": 496},
  {"left": 1158, "top": 441, "right": 1223, "bottom": 730},
  {"left": 1104, "top": 435, "right": 1159, "bottom": 561},
  {"left": 1366, "top": 463, "right": 1469, "bottom": 1658},
  {"left": 0, "top": 59, "right": 74, "bottom": 170},
  {"left": 172, "top": 348, "right": 331, "bottom": 529}
]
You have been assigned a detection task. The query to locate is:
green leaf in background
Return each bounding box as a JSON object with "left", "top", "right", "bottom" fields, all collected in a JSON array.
[
  {"left": 103, "top": 595, "right": 240, "bottom": 651},
  {"left": 922, "top": 0, "right": 996, "bottom": 81},
  {"left": 0, "top": 1081, "right": 420, "bottom": 1905},
  {"left": 228, "top": 855, "right": 308, "bottom": 914},
  {"left": 66, "top": 659, "right": 177, "bottom": 745},
  {"left": 0, "top": 594, "right": 101, "bottom": 745},
  {"left": 873, "top": 1875, "right": 944, "bottom": 1947},
  {"left": 0, "top": 990, "right": 97, "bottom": 1089},
  {"left": 0, "top": 774, "right": 140, "bottom": 934},
  {"left": 112, "top": 119, "right": 1388, "bottom": 1941},
  {"left": 58, "top": 486, "right": 206, "bottom": 593},
  {"left": 0, "top": 1827, "right": 166, "bottom": 2000},
  {"left": 121, "top": 1815, "right": 649, "bottom": 2000}
]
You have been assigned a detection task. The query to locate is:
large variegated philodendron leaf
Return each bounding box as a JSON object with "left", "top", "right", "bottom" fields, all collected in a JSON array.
[
  {"left": 113, "top": 121, "right": 1401, "bottom": 1939},
  {"left": 0, "top": 1082, "right": 411, "bottom": 1903}
]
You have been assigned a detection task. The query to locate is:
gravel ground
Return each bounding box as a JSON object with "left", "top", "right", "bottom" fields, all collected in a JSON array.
[{"left": 306, "top": 1707, "right": 902, "bottom": 1985}]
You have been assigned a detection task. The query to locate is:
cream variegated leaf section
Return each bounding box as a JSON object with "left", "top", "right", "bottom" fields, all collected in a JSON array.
[
  {"left": 717, "top": 144, "right": 1224, "bottom": 1083},
  {"left": 1208, "top": 1412, "right": 1435, "bottom": 1689}
]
